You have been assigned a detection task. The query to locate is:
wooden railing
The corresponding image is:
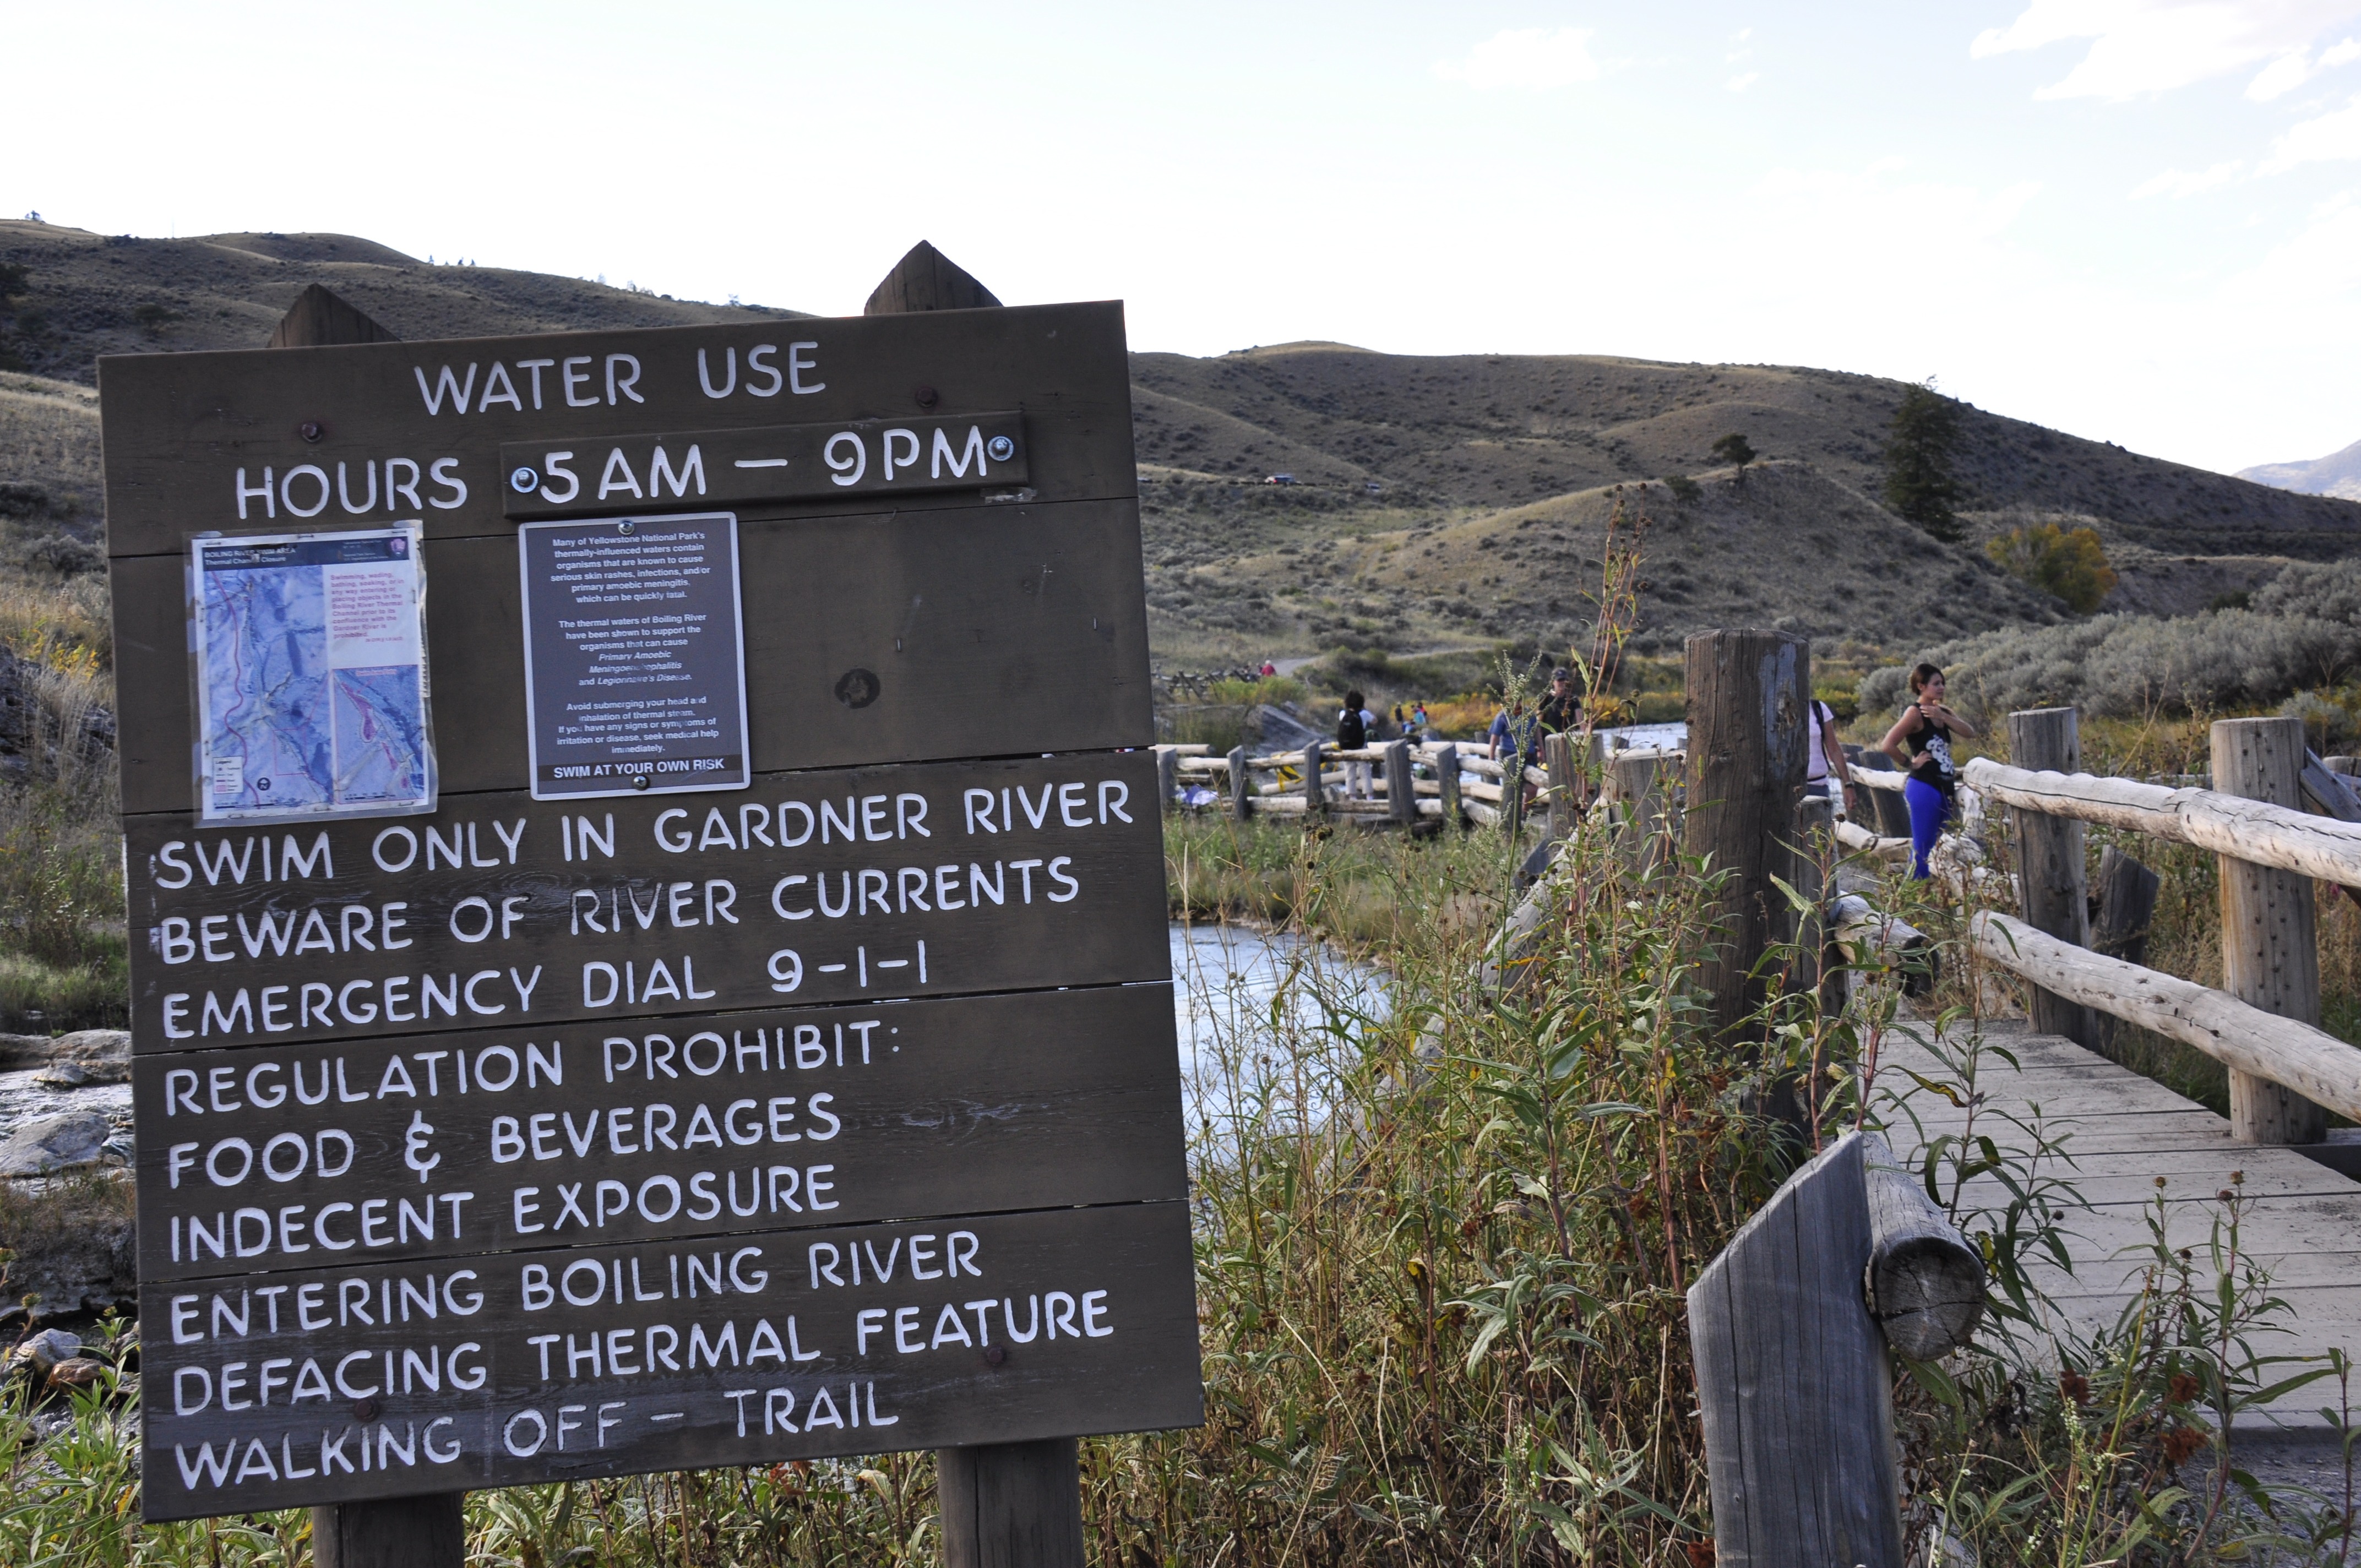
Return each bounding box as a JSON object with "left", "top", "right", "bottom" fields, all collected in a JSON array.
[
  {"left": 1952, "top": 711, "right": 2361, "bottom": 1148},
  {"left": 1156, "top": 737, "right": 1570, "bottom": 831}
]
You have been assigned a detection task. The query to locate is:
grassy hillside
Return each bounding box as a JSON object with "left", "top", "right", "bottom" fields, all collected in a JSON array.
[
  {"left": 6, "top": 220, "right": 2358, "bottom": 674},
  {"left": 1131, "top": 342, "right": 2361, "bottom": 666}
]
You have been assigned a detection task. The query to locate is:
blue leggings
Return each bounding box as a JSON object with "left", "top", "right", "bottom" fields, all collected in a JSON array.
[{"left": 1903, "top": 777, "right": 1952, "bottom": 880}]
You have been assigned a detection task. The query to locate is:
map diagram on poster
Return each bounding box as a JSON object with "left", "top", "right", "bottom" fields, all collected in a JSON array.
[{"left": 190, "top": 525, "right": 436, "bottom": 824}]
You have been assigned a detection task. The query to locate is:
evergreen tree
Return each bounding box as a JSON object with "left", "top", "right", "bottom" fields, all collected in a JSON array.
[
  {"left": 1883, "top": 380, "right": 1964, "bottom": 541},
  {"left": 1709, "top": 433, "right": 1755, "bottom": 482}
]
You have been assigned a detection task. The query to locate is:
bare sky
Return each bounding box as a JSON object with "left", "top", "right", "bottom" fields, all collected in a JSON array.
[{"left": 9, "top": 1, "right": 2361, "bottom": 474}]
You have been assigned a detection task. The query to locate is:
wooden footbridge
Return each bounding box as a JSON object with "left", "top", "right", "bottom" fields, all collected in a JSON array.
[{"left": 1155, "top": 639, "right": 2361, "bottom": 1556}]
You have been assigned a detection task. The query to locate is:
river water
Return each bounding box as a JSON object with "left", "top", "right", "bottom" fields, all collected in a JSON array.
[{"left": 1168, "top": 920, "right": 1386, "bottom": 1134}]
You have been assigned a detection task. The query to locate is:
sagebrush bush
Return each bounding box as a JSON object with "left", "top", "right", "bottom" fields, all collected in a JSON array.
[{"left": 1861, "top": 607, "right": 2361, "bottom": 722}]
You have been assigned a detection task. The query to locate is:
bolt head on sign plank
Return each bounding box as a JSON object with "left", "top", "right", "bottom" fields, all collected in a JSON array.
[{"left": 100, "top": 298, "right": 1200, "bottom": 1521}]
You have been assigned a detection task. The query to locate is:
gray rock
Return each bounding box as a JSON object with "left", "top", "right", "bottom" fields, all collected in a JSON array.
[
  {"left": 0, "top": 1035, "right": 51, "bottom": 1070},
  {"left": 34, "top": 1062, "right": 88, "bottom": 1088},
  {"left": 51, "top": 1031, "right": 130, "bottom": 1084},
  {"left": 12, "top": 1327, "right": 81, "bottom": 1370},
  {"left": 0, "top": 1110, "right": 112, "bottom": 1175},
  {"left": 0, "top": 1183, "right": 137, "bottom": 1321}
]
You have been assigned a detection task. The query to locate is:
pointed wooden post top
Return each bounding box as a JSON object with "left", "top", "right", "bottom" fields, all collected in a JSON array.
[
  {"left": 267, "top": 284, "right": 399, "bottom": 348},
  {"left": 864, "top": 241, "right": 1002, "bottom": 316}
]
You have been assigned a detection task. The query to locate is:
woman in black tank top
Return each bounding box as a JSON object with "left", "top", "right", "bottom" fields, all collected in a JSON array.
[{"left": 1878, "top": 663, "right": 1978, "bottom": 879}]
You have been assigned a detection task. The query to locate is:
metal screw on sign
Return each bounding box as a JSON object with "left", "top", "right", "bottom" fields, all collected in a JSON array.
[
  {"left": 618, "top": 520, "right": 636, "bottom": 536},
  {"left": 298, "top": 421, "right": 325, "bottom": 442},
  {"left": 632, "top": 775, "right": 651, "bottom": 791},
  {"left": 509, "top": 467, "right": 539, "bottom": 493},
  {"left": 988, "top": 435, "right": 1015, "bottom": 461},
  {"left": 913, "top": 384, "right": 939, "bottom": 409}
]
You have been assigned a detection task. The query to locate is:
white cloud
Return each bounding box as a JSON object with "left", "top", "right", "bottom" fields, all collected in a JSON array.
[
  {"left": 2224, "top": 188, "right": 2361, "bottom": 295},
  {"left": 2131, "top": 158, "right": 2245, "bottom": 194},
  {"left": 1971, "top": 1, "right": 2361, "bottom": 100},
  {"left": 2246, "top": 34, "right": 2361, "bottom": 94},
  {"left": 1727, "top": 71, "right": 1762, "bottom": 92},
  {"left": 1434, "top": 27, "right": 1603, "bottom": 90},
  {"left": 2262, "top": 91, "right": 2361, "bottom": 167}
]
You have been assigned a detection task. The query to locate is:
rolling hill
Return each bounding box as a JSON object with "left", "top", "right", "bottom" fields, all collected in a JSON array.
[
  {"left": 4, "top": 219, "right": 2355, "bottom": 673},
  {"left": 2240, "top": 438, "right": 2361, "bottom": 503}
]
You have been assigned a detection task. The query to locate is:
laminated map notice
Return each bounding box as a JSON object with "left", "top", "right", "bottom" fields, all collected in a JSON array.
[{"left": 189, "top": 525, "right": 436, "bottom": 825}]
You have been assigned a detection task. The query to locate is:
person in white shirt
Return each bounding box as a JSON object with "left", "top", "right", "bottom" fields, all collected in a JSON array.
[{"left": 1804, "top": 698, "right": 1859, "bottom": 818}]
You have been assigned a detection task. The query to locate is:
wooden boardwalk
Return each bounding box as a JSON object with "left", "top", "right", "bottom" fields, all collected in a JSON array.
[{"left": 1880, "top": 1017, "right": 2361, "bottom": 1429}]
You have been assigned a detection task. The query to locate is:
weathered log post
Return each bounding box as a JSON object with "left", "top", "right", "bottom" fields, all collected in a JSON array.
[
  {"left": 866, "top": 241, "right": 1091, "bottom": 1568},
  {"left": 1385, "top": 738, "right": 1416, "bottom": 826},
  {"left": 1603, "top": 749, "right": 1664, "bottom": 874},
  {"left": 1434, "top": 744, "right": 1462, "bottom": 824},
  {"left": 1227, "top": 744, "right": 1253, "bottom": 823},
  {"left": 1544, "top": 731, "right": 1576, "bottom": 837},
  {"left": 1684, "top": 630, "right": 1810, "bottom": 1045},
  {"left": 2212, "top": 716, "right": 2329, "bottom": 1144},
  {"left": 264, "top": 286, "right": 470, "bottom": 1568},
  {"left": 2092, "top": 846, "right": 2161, "bottom": 966},
  {"left": 1688, "top": 1131, "right": 1982, "bottom": 1567},
  {"left": 2006, "top": 707, "right": 2099, "bottom": 1049},
  {"left": 1796, "top": 794, "right": 1834, "bottom": 1011},
  {"left": 938, "top": 1438, "right": 1087, "bottom": 1568},
  {"left": 1302, "top": 739, "right": 1325, "bottom": 814},
  {"left": 1156, "top": 748, "right": 1180, "bottom": 816}
]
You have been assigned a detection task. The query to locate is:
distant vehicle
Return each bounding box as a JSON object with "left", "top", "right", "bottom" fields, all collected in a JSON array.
[{"left": 1263, "top": 473, "right": 1297, "bottom": 486}]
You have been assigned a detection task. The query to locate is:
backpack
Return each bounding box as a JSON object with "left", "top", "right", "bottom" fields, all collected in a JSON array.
[{"left": 1336, "top": 707, "right": 1367, "bottom": 749}]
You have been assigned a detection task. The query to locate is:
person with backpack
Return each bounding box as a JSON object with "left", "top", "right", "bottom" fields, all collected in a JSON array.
[{"left": 1337, "top": 690, "right": 1375, "bottom": 799}]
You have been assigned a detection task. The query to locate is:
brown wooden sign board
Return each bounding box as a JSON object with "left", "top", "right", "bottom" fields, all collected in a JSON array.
[
  {"left": 140, "top": 1199, "right": 1199, "bottom": 1521},
  {"left": 97, "top": 306, "right": 1132, "bottom": 556},
  {"left": 123, "top": 752, "right": 1167, "bottom": 1052},
  {"left": 110, "top": 498, "right": 1152, "bottom": 817},
  {"left": 133, "top": 982, "right": 1185, "bottom": 1284},
  {"left": 105, "top": 301, "right": 1200, "bottom": 1522}
]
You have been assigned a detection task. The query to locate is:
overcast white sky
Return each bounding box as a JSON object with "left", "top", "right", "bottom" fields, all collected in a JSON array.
[{"left": 9, "top": 1, "right": 2361, "bottom": 475}]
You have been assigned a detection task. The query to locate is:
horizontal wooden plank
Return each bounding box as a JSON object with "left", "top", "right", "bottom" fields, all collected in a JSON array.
[
  {"left": 139, "top": 1199, "right": 1200, "bottom": 1521},
  {"left": 135, "top": 982, "right": 1184, "bottom": 1283},
  {"left": 124, "top": 751, "right": 1168, "bottom": 1053},
  {"left": 112, "top": 498, "right": 1154, "bottom": 816},
  {"left": 498, "top": 412, "right": 1029, "bottom": 518},
  {"left": 100, "top": 303, "right": 1136, "bottom": 556}
]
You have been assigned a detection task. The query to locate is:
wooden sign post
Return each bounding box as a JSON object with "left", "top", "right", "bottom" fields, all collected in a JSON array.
[{"left": 103, "top": 247, "right": 1200, "bottom": 1552}]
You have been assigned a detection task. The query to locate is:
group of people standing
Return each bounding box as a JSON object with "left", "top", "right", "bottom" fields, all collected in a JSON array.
[{"left": 1378, "top": 658, "right": 1971, "bottom": 881}]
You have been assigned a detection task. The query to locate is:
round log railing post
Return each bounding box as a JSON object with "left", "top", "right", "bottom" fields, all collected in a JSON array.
[
  {"left": 1684, "top": 629, "right": 1811, "bottom": 1046},
  {"left": 1156, "top": 748, "right": 1180, "bottom": 816},
  {"left": 1227, "top": 745, "right": 1253, "bottom": 821},
  {"left": 1434, "top": 744, "right": 1461, "bottom": 824},
  {"left": 2006, "top": 707, "right": 2100, "bottom": 1049},
  {"left": 1302, "top": 739, "right": 1326, "bottom": 814},
  {"left": 2212, "top": 717, "right": 2330, "bottom": 1145}
]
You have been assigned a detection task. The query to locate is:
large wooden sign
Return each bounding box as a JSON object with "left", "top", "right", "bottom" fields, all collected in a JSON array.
[{"left": 101, "top": 301, "right": 1195, "bottom": 1523}]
